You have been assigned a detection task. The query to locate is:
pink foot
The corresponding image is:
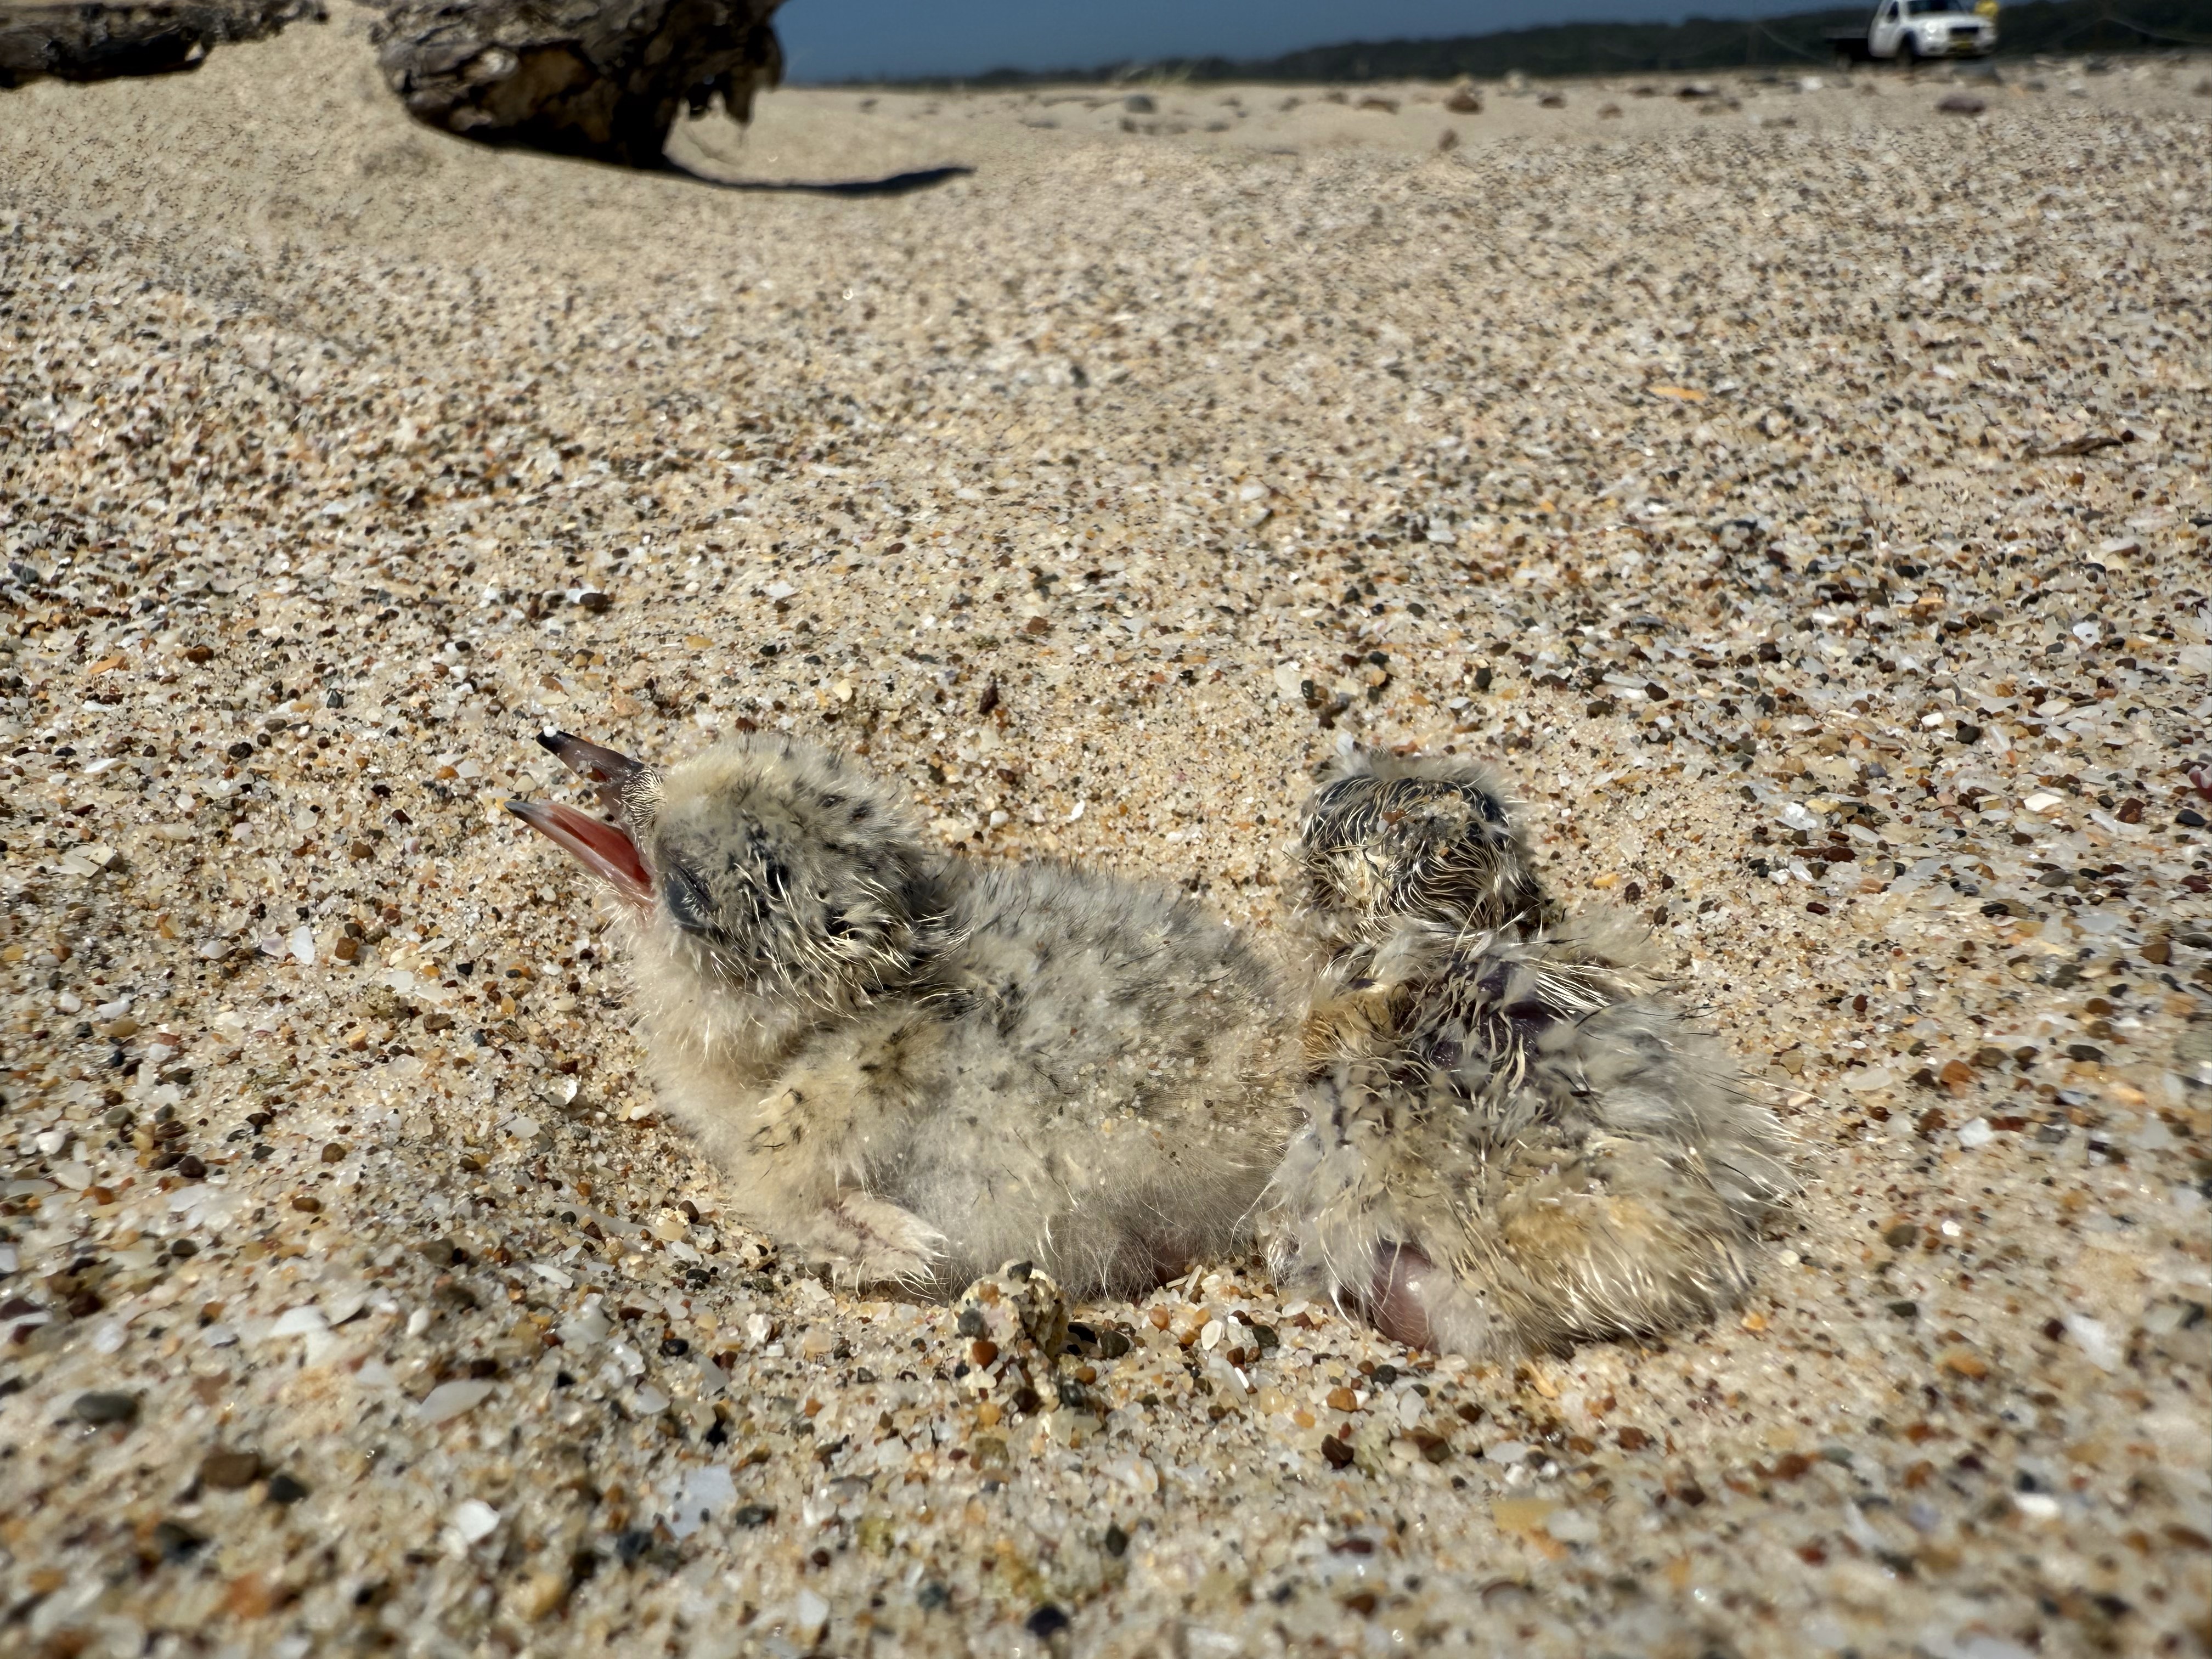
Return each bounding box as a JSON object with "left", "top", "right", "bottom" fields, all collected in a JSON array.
[{"left": 1369, "top": 1244, "right": 1437, "bottom": 1350}]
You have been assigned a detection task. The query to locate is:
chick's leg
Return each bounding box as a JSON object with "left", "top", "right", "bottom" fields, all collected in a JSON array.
[
  {"left": 745, "top": 1043, "right": 947, "bottom": 1288},
  {"left": 657, "top": 1012, "right": 947, "bottom": 1289}
]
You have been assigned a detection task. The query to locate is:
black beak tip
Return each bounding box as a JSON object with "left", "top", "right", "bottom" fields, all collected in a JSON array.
[
  {"left": 503, "top": 798, "right": 535, "bottom": 820},
  {"left": 535, "top": 730, "right": 574, "bottom": 756}
]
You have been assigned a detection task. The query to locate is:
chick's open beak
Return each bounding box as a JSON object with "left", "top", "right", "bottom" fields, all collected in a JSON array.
[
  {"left": 505, "top": 798, "right": 651, "bottom": 899},
  {"left": 506, "top": 731, "right": 653, "bottom": 900},
  {"left": 536, "top": 729, "right": 647, "bottom": 813}
]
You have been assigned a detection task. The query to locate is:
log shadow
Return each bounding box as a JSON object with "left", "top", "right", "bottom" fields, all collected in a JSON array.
[{"left": 667, "top": 161, "right": 975, "bottom": 197}]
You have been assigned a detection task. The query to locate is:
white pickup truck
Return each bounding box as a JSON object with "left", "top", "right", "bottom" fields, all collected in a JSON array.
[{"left": 1827, "top": 0, "right": 1998, "bottom": 63}]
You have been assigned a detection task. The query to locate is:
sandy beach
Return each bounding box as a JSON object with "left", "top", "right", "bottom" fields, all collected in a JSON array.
[{"left": 1, "top": 16, "right": 2209, "bottom": 1655}]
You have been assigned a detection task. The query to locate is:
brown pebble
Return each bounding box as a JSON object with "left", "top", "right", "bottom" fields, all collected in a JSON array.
[
  {"left": 1327, "top": 1386, "right": 1359, "bottom": 1413},
  {"left": 291, "top": 1194, "right": 321, "bottom": 1214},
  {"left": 200, "top": 1449, "right": 263, "bottom": 1489},
  {"left": 1939, "top": 1349, "right": 1990, "bottom": 1380}
]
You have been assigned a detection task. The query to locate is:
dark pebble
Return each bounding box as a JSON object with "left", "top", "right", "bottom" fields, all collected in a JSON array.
[
  {"left": 266, "top": 1472, "right": 309, "bottom": 1504},
  {"left": 732, "top": 1503, "right": 776, "bottom": 1528},
  {"left": 614, "top": 1527, "right": 654, "bottom": 1564},
  {"left": 1319, "top": 1434, "right": 1356, "bottom": 1469},
  {"left": 173, "top": 1155, "right": 207, "bottom": 1181},
  {"left": 152, "top": 1520, "right": 205, "bottom": 1561},
  {"left": 2177, "top": 808, "right": 2208, "bottom": 828},
  {"left": 74, "top": 1390, "right": 139, "bottom": 1425},
  {"left": 200, "top": 1449, "right": 263, "bottom": 1489},
  {"left": 1025, "top": 1604, "right": 1072, "bottom": 1639}
]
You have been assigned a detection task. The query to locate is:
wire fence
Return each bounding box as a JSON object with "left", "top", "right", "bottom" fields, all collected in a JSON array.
[
  {"left": 2109, "top": 13, "right": 2212, "bottom": 45},
  {"left": 1756, "top": 23, "right": 1839, "bottom": 64}
]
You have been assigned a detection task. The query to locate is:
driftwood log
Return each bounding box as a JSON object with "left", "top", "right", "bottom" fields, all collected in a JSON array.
[
  {"left": 0, "top": 0, "right": 317, "bottom": 87},
  {"left": 367, "top": 0, "right": 787, "bottom": 170}
]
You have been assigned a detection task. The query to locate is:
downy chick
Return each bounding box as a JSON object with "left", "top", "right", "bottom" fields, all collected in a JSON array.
[
  {"left": 1266, "top": 747, "right": 1792, "bottom": 1357},
  {"left": 507, "top": 731, "right": 1294, "bottom": 1300}
]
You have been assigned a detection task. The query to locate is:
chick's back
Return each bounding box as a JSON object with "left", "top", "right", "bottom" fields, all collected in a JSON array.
[{"left": 882, "top": 861, "right": 1296, "bottom": 1296}]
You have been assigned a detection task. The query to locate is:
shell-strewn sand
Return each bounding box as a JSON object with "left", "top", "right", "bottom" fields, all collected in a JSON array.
[{"left": 2, "top": 20, "right": 2209, "bottom": 1657}]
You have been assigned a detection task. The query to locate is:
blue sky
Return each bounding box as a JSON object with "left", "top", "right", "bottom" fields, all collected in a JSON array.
[{"left": 776, "top": 0, "right": 1809, "bottom": 80}]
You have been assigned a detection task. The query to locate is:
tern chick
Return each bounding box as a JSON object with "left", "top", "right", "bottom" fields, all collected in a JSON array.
[
  {"left": 508, "top": 731, "right": 1294, "bottom": 1299},
  {"left": 1267, "top": 748, "right": 1792, "bottom": 1357}
]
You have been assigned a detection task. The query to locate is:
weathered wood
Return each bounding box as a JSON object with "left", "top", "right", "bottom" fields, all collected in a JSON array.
[
  {"left": 366, "top": 0, "right": 787, "bottom": 171},
  {"left": 0, "top": 0, "right": 317, "bottom": 88}
]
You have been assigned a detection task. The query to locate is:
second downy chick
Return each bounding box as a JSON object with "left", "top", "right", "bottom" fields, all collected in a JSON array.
[
  {"left": 508, "top": 731, "right": 1295, "bottom": 1300},
  {"left": 1267, "top": 748, "right": 1793, "bottom": 1357}
]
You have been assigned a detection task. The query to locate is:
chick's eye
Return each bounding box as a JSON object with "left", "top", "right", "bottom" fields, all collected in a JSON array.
[{"left": 661, "top": 865, "right": 717, "bottom": 936}]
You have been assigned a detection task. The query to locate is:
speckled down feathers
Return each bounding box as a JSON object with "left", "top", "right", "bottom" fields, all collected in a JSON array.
[
  {"left": 608, "top": 735, "right": 1295, "bottom": 1300},
  {"left": 1268, "top": 748, "right": 1795, "bottom": 1356}
]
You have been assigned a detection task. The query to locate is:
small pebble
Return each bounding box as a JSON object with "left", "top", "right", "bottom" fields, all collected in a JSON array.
[
  {"left": 72, "top": 1391, "right": 139, "bottom": 1426},
  {"left": 199, "top": 1449, "right": 263, "bottom": 1489}
]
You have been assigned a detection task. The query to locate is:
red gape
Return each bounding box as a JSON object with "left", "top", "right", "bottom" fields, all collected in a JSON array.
[
  {"left": 506, "top": 730, "right": 656, "bottom": 902},
  {"left": 504, "top": 799, "right": 652, "bottom": 901}
]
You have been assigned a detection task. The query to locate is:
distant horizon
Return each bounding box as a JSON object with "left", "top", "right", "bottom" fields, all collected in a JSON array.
[{"left": 775, "top": 0, "right": 1841, "bottom": 83}]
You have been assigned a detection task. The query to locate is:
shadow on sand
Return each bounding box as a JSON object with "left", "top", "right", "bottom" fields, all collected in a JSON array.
[{"left": 669, "top": 161, "right": 975, "bottom": 196}]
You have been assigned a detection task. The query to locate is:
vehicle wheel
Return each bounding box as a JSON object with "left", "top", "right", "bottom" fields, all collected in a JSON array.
[{"left": 1899, "top": 36, "right": 1920, "bottom": 68}]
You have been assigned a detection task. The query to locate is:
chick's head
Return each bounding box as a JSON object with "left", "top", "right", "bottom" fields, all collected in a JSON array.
[
  {"left": 511, "top": 732, "right": 947, "bottom": 1008},
  {"left": 640, "top": 738, "right": 947, "bottom": 1002},
  {"left": 1297, "top": 748, "right": 1549, "bottom": 939}
]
